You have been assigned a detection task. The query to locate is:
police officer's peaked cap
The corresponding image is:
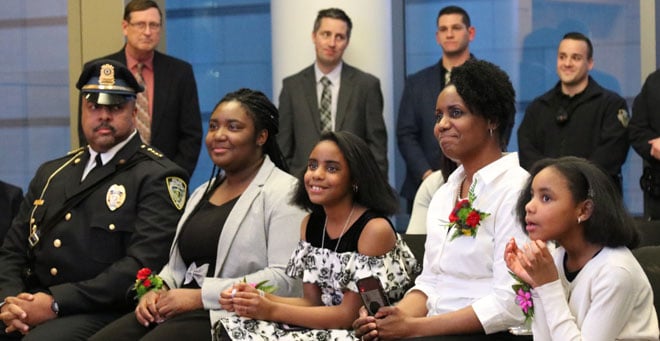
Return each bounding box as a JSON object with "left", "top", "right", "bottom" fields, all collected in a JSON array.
[{"left": 76, "top": 59, "right": 144, "bottom": 105}]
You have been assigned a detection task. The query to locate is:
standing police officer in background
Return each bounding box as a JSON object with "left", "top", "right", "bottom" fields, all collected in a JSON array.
[
  {"left": 0, "top": 60, "right": 188, "bottom": 340},
  {"left": 630, "top": 69, "right": 660, "bottom": 220}
]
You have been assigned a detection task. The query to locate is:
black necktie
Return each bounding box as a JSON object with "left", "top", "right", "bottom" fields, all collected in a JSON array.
[
  {"left": 94, "top": 154, "right": 103, "bottom": 169},
  {"left": 82, "top": 153, "right": 104, "bottom": 182}
]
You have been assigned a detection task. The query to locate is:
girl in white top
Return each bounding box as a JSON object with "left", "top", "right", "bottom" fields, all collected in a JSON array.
[{"left": 506, "top": 156, "right": 659, "bottom": 340}]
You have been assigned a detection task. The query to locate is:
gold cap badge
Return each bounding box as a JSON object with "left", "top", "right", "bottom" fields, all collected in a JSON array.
[{"left": 99, "top": 64, "right": 115, "bottom": 86}]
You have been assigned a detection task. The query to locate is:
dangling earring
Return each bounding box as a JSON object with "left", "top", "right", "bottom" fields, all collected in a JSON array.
[
  {"left": 489, "top": 128, "right": 493, "bottom": 137},
  {"left": 577, "top": 217, "right": 582, "bottom": 224},
  {"left": 352, "top": 184, "right": 358, "bottom": 193}
]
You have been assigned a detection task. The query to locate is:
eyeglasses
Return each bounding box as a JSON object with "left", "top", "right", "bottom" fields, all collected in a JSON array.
[{"left": 129, "top": 21, "right": 161, "bottom": 31}]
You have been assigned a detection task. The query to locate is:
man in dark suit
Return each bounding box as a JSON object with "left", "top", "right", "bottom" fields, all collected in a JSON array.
[
  {"left": 0, "top": 59, "right": 188, "bottom": 340},
  {"left": 0, "top": 181, "right": 22, "bottom": 243},
  {"left": 277, "top": 8, "right": 387, "bottom": 176},
  {"left": 396, "top": 5, "right": 475, "bottom": 212},
  {"left": 79, "top": 0, "right": 202, "bottom": 177}
]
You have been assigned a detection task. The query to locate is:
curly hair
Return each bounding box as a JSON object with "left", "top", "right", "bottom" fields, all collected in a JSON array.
[
  {"left": 291, "top": 131, "right": 398, "bottom": 216},
  {"left": 449, "top": 59, "right": 516, "bottom": 150},
  {"left": 516, "top": 156, "right": 638, "bottom": 248}
]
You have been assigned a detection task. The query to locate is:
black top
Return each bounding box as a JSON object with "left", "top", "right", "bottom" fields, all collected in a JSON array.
[
  {"left": 178, "top": 195, "right": 239, "bottom": 287},
  {"left": 305, "top": 209, "right": 393, "bottom": 253}
]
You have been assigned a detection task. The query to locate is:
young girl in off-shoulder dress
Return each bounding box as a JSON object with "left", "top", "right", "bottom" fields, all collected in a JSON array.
[{"left": 218, "top": 131, "right": 419, "bottom": 340}]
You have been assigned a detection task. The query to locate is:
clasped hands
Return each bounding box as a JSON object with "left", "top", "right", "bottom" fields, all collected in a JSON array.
[
  {"left": 219, "top": 282, "right": 271, "bottom": 320},
  {"left": 0, "top": 292, "right": 57, "bottom": 335},
  {"left": 135, "top": 288, "right": 202, "bottom": 327},
  {"left": 504, "top": 237, "right": 557, "bottom": 288}
]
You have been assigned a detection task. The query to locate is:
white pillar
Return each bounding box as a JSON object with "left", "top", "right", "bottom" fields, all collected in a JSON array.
[{"left": 271, "top": 0, "right": 395, "bottom": 181}]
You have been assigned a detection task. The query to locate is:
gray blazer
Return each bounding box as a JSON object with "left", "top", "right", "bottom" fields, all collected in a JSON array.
[
  {"left": 277, "top": 63, "right": 387, "bottom": 176},
  {"left": 158, "top": 156, "right": 305, "bottom": 328}
]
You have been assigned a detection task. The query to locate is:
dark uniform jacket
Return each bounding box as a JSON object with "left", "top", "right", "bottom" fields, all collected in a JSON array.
[
  {"left": 518, "top": 77, "right": 629, "bottom": 188},
  {"left": 630, "top": 69, "right": 660, "bottom": 168},
  {"left": 79, "top": 48, "right": 202, "bottom": 177},
  {"left": 0, "top": 134, "right": 188, "bottom": 315}
]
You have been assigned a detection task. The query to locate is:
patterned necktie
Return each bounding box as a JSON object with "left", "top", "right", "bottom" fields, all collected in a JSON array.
[
  {"left": 134, "top": 63, "right": 151, "bottom": 144},
  {"left": 319, "top": 76, "right": 332, "bottom": 133},
  {"left": 444, "top": 69, "right": 451, "bottom": 85}
]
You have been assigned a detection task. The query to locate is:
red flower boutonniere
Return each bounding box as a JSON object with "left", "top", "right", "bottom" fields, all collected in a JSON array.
[
  {"left": 447, "top": 179, "right": 490, "bottom": 240},
  {"left": 134, "top": 267, "right": 164, "bottom": 299}
]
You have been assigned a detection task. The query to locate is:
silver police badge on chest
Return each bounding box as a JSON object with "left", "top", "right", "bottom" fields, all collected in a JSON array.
[{"left": 106, "top": 184, "right": 126, "bottom": 211}]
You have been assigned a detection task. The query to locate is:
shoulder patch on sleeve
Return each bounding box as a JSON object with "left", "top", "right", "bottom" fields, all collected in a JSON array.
[
  {"left": 617, "top": 109, "right": 629, "bottom": 128},
  {"left": 166, "top": 177, "right": 187, "bottom": 210}
]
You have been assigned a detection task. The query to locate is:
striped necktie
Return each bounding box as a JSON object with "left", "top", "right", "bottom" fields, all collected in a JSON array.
[{"left": 134, "top": 63, "right": 151, "bottom": 144}]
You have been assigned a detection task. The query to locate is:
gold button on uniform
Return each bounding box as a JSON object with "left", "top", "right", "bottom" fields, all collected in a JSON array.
[
  {"left": 65, "top": 212, "right": 72, "bottom": 221},
  {"left": 50, "top": 268, "right": 58, "bottom": 276},
  {"left": 53, "top": 239, "right": 62, "bottom": 248},
  {"left": 108, "top": 224, "right": 116, "bottom": 231}
]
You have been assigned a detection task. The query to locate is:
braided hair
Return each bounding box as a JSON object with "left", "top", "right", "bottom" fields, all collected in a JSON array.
[{"left": 203, "top": 88, "right": 288, "bottom": 196}]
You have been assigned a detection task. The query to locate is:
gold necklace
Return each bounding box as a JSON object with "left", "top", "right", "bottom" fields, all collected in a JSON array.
[{"left": 321, "top": 205, "right": 355, "bottom": 253}]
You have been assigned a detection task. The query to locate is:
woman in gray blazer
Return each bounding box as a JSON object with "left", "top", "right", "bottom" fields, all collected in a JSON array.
[{"left": 91, "top": 89, "right": 306, "bottom": 340}]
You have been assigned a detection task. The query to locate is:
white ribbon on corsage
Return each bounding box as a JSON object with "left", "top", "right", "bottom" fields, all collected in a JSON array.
[{"left": 183, "top": 262, "right": 209, "bottom": 287}]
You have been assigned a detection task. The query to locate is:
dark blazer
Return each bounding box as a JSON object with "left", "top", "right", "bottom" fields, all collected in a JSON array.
[
  {"left": 0, "top": 134, "right": 188, "bottom": 316},
  {"left": 0, "top": 181, "right": 23, "bottom": 243},
  {"left": 79, "top": 48, "right": 202, "bottom": 177},
  {"left": 277, "top": 63, "right": 387, "bottom": 176},
  {"left": 396, "top": 61, "right": 446, "bottom": 201}
]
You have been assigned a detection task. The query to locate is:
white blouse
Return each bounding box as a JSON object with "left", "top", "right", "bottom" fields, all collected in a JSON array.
[{"left": 412, "top": 152, "right": 530, "bottom": 334}]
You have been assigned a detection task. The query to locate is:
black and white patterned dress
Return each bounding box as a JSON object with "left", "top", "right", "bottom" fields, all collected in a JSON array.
[{"left": 218, "top": 210, "right": 420, "bottom": 340}]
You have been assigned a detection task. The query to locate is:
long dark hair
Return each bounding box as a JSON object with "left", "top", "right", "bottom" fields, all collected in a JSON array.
[
  {"left": 516, "top": 156, "right": 638, "bottom": 248},
  {"left": 292, "top": 131, "right": 398, "bottom": 216}
]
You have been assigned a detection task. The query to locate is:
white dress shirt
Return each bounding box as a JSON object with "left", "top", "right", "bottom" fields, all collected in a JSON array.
[{"left": 412, "top": 152, "right": 530, "bottom": 334}]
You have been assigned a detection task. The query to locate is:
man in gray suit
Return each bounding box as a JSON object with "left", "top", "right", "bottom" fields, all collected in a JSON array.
[{"left": 277, "top": 8, "right": 387, "bottom": 176}]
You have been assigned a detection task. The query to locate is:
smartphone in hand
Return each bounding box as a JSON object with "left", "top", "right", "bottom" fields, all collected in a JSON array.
[{"left": 357, "top": 276, "right": 390, "bottom": 316}]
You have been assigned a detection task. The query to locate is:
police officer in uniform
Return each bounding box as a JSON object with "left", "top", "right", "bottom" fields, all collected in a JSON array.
[{"left": 0, "top": 59, "right": 188, "bottom": 340}]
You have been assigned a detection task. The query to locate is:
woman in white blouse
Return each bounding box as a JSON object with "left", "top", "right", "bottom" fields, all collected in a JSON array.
[{"left": 355, "top": 59, "right": 530, "bottom": 339}]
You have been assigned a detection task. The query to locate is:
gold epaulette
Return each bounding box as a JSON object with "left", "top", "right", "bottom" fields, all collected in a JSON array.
[
  {"left": 140, "top": 144, "right": 164, "bottom": 159},
  {"left": 67, "top": 146, "right": 86, "bottom": 155}
]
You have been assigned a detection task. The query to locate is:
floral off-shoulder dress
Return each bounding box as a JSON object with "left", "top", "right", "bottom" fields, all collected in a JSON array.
[{"left": 218, "top": 210, "right": 420, "bottom": 341}]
